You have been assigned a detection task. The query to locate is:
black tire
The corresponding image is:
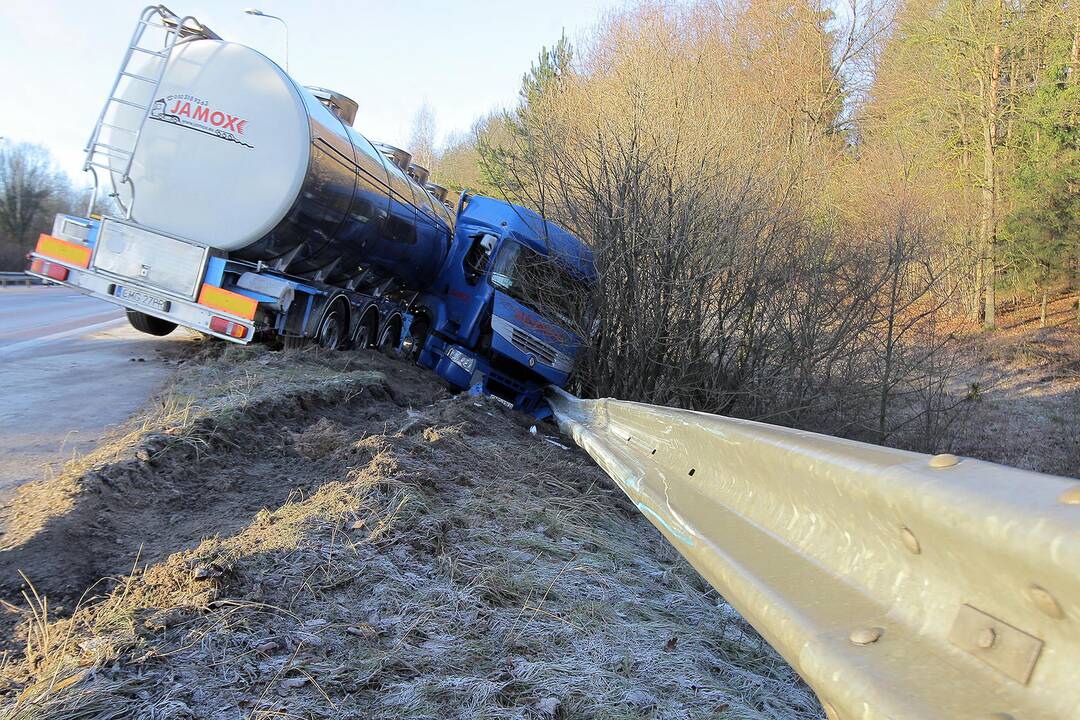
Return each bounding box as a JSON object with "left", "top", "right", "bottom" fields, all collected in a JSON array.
[
  {"left": 126, "top": 310, "right": 176, "bottom": 337},
  {"left": 377, "top": 319, "right": 402, "bottom": 355},
  {"left": 353, "top": 313, "right": 377, "bottom": 349},
  {"left": 316, "top": 304, "right": 348, "bottom": 350},
  {"left": 404, "top": 317, "right": 430, "bottom": 360}
]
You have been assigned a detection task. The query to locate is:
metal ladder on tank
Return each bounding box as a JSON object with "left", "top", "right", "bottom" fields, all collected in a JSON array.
[{"left": 83, "top": 5, "right": 215, "bottom": 218}]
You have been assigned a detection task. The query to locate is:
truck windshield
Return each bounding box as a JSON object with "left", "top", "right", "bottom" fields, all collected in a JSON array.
[{"left": 490, "top": 240, "right": 593, "bottom": 332}]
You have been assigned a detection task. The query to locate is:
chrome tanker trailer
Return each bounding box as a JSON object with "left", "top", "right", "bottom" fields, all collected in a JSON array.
[{"left": 28, "top": 6, "right": 595, "bottom": 415}]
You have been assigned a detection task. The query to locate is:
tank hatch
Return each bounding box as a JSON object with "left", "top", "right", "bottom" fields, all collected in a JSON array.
[{"left": 306, "top": 87, "right": 358, "bottom": 126}]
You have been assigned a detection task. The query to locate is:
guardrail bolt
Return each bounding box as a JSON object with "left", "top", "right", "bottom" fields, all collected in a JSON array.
[
  {"left": 900, "top": 526, "right": 921, "bottom": 554},
  {"left": 976, "top": 627, "right": 997, "bottom": 649},
  {"left": 1027, "top": 584, "right": 1064, "bottom": 619},
  {"left": 928, "top": 453, "right": 960, "bottom": 468},
  {"left": 1058, "top": 486, "right": 1080, "bottom": 505},
  {"left": 849, "top": 627, "right": 883, "bottom": 645}
]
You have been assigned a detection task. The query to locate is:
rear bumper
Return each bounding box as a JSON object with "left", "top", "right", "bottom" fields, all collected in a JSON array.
[{"left": 26, "top": 256, "right": 254, "bottom": 344}]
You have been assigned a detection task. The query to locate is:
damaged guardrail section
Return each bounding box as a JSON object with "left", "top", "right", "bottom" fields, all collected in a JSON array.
[{"left": 547, "top": 388, "right": 1080, "bottom": 720}]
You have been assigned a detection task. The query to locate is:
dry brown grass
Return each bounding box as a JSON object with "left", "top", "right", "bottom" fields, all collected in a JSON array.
[
  {"left": 948, "top": 295, "right": 1080, "bottom": 477},
  {"left": 0, "top": 345, "right": 821, "bottom": 719}
]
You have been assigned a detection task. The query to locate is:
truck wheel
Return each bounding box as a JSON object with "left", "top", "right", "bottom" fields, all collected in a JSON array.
[
  {"left": 316, "top": 306, "right": 347, "bottom": 350},
  {"left": 353, "top": 315, "right": 376, "bottom": 349},
  {"left": 377, "top": 319, "right": 401, "bottom": 355},
  {"left": 403, "top": 317, "right": 430, "bottom": 359},
  {"left": 126, "top": 310, "right": 176, "bottom": 337}
]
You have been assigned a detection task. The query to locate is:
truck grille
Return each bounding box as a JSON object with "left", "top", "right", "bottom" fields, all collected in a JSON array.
[{"left": 511, "top": 327, "right": 558, "bottom": 366}]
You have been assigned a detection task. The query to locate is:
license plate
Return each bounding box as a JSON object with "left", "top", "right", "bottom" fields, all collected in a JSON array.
[{"left": 115, "top": 285, "right": 171, "bottom": 313}]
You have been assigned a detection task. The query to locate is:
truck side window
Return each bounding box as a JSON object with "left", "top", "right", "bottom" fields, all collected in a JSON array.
[{"left": 464, "top": 233, "right": 496, "bottom": 285}]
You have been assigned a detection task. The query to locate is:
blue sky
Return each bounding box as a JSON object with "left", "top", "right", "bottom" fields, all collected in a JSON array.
[{"left": 0, "top": 0, "right": 620, "bottom": 183}]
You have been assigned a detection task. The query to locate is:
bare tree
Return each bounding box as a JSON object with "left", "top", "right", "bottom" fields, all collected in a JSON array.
[
  {"left": 430, "top": 121, "right": 501, "bottom": 195},
  {"left": 479, "top": 0, "right": 968, "bottom": 449},
  {"left": 0, "top": 141, "right": 82, "bottom": 271},
  {"left": 407, "top": 101, "right": 437, "bottom": 171}
]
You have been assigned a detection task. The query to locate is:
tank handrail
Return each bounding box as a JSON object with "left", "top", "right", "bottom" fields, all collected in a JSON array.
[{"left": 84, "top": 5, "right": 200, "bottom": 216}]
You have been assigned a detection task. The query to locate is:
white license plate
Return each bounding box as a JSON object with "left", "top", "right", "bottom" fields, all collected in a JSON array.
[{"left": 115, "top": 285, "right": 171, "bottom": 313}]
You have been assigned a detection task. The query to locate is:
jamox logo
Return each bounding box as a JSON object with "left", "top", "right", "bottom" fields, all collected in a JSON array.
[
  {"left": 149, "top": 95, "right": 254, "bottom": 149},
  {"left": 168, "top": 99, "right": 247, "bottom": 133}
]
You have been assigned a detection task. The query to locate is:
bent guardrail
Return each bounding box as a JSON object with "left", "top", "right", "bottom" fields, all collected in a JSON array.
[{"left": 547, "top": 387, "right": 1080, "bottom": 720}]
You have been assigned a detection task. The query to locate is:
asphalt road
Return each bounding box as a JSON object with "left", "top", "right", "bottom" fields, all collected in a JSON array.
[{"left": 0, "top": 286, "right": 191, "bottom": 493}]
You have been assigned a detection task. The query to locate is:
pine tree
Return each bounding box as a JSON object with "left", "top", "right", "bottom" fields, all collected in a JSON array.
[{"left": 1002, "top": 4, "right": 1080, "bottom": 314}]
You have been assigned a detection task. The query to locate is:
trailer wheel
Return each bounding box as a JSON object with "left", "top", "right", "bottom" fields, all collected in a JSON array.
[
  {"left": 353, "top": 309, "right": 378, "bottom": 349},
  {"left": 353, "top": 324, "right": 371, "bottom": 349},
  {"left": 377, "top": 318, "right": 402, "bottom": 355},
  {"left": 126, "top": 310, "right": 176, "bottom": 337},
  {"left": 316, "top": 304, "right": 348, "bottom": 350}
]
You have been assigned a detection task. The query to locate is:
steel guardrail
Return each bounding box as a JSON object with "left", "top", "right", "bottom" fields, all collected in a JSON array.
[
  {"left": 0, "top": 271, "right": 39, "bottom": 286},
  {"left": 547, "top": 387, "right": 1080, "bottom": 720}
]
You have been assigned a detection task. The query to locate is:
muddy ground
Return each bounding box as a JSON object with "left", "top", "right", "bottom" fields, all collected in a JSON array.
[{"left": 0, "top": 343, "right": 820, "bottom": 719}]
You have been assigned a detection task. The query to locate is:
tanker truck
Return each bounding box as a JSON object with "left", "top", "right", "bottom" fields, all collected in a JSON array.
[{"left": 27, "top": 6, "right": 595, "bottom": 416}]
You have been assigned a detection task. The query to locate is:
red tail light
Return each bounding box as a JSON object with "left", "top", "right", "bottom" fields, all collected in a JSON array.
[
  {"left": 30, "top": 259, "right": 69, "bottom": 281},
  {"left": 210, "top": 316, "right": 249, "bottom": 339}
]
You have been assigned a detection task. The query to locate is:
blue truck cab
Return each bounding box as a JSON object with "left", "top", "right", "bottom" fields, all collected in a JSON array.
[{"left": 415, "top": 194, "right": 596, "bottom": 416}]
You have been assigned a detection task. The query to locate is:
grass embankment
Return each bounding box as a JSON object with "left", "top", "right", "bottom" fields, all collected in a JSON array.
[{"left": 0, "top": 344, "right": 820, "bottom": 719}]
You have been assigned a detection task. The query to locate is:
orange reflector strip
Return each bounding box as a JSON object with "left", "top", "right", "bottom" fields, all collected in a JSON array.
[
  {"left": 35, "top": 234, "right": 91, "bottom": 268},
  {"left": 198, "top": 283, "right": 258, "bottom": 320}
]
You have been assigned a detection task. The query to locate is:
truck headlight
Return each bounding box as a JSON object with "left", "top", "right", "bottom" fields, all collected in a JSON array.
[{"left": 446, "top": 347, "right": 476, "bottom": 373}]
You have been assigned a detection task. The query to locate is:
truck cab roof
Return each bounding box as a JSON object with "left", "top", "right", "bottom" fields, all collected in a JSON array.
[{"left": 459, "top": 195, "right": 595, "bottom": 282}]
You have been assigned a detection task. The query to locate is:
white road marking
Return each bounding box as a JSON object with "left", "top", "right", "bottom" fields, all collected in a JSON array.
[{"left": 0, "top": 317, "right": 126, "bottom": 359}]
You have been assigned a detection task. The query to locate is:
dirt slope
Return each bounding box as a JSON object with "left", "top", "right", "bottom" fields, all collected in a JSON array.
[{"left": 0, "top": 344, "right": 820, "bottom": 719}]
